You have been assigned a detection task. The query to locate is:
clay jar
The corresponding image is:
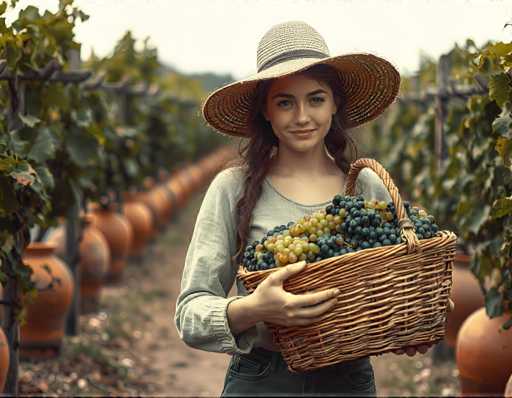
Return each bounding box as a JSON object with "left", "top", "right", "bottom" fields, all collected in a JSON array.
[
  {"left": 123, "top": 193, "right": 154, "bottom": 256},
  {"left": 150, "top": 185, "right": 173, "bottom": 224},
  {"left": 456, "top": 307, "right": 512, "bottom": 395},
  {"left": 138, "top": 178, "right": 172, "bottom": 229},
  {"left": 445, "top": 252, "right": 485, "bottom": 347},
  {"left": 89, "top": 205, "right": 133, "bottom": 284},
  {"left": 48, "top": 215, "right": 110, "bottom": 314},
  {"left": 187, "top": 164, "right": 204, "bottom": 191},
  {"left": 167, "top": 175, "right": 186, "bottom": 209},
  {"left": 20, "top": 242, "right": 74, "bottom": 358},
  {"left": 180, "top": 167, "right": 196, "bottom": 198},
  {"left": 0, "top": 328, "right": 8, "bottom": 393}
]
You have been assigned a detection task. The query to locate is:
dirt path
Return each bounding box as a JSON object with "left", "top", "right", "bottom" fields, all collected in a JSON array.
[{"left": 103, "top": 190, "right": 230, "bottom": 396}]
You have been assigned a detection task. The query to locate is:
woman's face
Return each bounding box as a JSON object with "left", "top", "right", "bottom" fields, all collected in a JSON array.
[{"left": 263, "top": 73, "right": 337, "bottom": 153}]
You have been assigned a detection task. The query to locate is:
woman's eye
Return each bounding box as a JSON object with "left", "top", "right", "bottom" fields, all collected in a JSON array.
[
  {"left": 277, "top": 99, "right": 292, "bottom": 108},
  {"left": 310, "top": 96, "right": 325, "bottom": 105}
]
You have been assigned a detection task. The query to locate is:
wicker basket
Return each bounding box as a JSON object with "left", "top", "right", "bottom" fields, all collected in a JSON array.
[{"left": 237, "top": 158, "right": 456, "bottom": 373}]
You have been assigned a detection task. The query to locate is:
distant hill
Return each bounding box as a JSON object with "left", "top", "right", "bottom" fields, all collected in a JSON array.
[
  {"left": 159, "top": 63, "right": 234, "bottom": 93},
  {"left": 186, "top": 72, "right": 235, "bottom": 92}
]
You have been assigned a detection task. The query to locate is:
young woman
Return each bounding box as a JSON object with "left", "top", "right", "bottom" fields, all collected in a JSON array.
[{"left": 175, "top": 21, "right": 437, "bottom": 396}]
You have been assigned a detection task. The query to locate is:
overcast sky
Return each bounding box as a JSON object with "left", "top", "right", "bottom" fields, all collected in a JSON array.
[{"left": 7, "top": 0, "right": 512, "bottom": 79}]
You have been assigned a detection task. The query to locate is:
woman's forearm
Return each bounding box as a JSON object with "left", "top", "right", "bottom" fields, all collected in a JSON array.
[{"left": 226, "top": 295, "right": 261, "bottom": 335}]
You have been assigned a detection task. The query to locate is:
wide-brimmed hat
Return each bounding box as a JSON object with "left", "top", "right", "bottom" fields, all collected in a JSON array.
[{"left": 202, "top": 21, "right": 400, "bottom": 137}]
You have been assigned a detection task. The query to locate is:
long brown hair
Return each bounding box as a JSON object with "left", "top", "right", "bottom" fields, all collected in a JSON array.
[{"left": 224, "top": 64, "right": 358, "bottom": 266}]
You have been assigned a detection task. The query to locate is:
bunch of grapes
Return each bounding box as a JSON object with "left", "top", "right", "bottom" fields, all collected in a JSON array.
[{"left": 242, "top": 195, "right": 439, "bottom": 271}]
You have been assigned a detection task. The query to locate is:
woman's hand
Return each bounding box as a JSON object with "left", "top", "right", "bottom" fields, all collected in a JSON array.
[
  {"left": 247, "top": 261, "right": 340, "bottom": 327},
  {"left": 392, "top": 298, "right": 455, "bottom": 356}
]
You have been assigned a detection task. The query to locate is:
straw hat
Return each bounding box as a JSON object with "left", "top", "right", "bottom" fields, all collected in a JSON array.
[{"left": 202, "top": 21, "right": 400, "bottom": 137}]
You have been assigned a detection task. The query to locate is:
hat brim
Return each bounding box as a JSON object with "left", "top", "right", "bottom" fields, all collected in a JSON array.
[{"left": 202, "top": 53, "right": 400, "bottom": 137}]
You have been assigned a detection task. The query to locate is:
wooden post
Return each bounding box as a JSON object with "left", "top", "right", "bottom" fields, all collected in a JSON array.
[
  {"left": 3, "top": 77, "right": 26, "bottom": 396},
  {"left": 64, "top": 201, "right": 80, "bottom": 335},
  {"left": 65, "top": 49, "right": 82, "bottom": 336},
  {"left": 435, "top": 54, "right": 451, "bottom": 173}
]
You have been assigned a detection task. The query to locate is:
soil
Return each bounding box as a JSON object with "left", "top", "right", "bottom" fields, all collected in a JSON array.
[{"left": 18, "top": 188, "right": 461, "bottom": 396}]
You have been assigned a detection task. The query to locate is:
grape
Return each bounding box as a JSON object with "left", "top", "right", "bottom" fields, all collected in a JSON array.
[{"left": 242, "top": 195, "right": 440, "bottom": 271}]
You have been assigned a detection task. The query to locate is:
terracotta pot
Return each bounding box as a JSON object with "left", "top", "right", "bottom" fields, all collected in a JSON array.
[
  {"left": 445, "top": 252, "right": 485, "bottom": 347},
  {"left": 162, "top": 185, "right": 177, "bottom": 220},
  {"left": 0, "top": 328, "right": 9, "bottom": 392},
  {"left": 188, "top": 164, "right": 204, "bottom": 191},
  {"left": 456, "top": 307, "right": 512, "bottom": 395},
  {"left": 89, "top": 206, "right": 133, "bottom": 283},
  {"left": 506, "top": 373, "right": 512, "bottom": 398},
  {"left": 151, "top": 185, "right": 173, "bottom": 223},
  {"left": 167, "top": 176, "right": 186, "bottom": 209},
  {"left": 20, "top": 242, "right": 74, "bottom": 358},
  {"left": 175, "top": 169, "right": 193, "bottom": 202},
  {"left": 136, "top": 178, "right": 173, "bottom": 229},
  {"left": 48, "top": 216, "right": 110, "bottom": 314},
  {"left": 123, "top": 195, "right": 154, "bottom": 255}
]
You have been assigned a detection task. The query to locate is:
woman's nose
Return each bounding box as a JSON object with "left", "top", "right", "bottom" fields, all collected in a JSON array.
[{"left": 295, "top": 102, "right": 311, "bottom": 125}]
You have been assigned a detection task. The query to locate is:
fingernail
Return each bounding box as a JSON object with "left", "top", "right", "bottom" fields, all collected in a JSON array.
[{"left": 333, "top": 289, "right": 340, "bottom": 295}]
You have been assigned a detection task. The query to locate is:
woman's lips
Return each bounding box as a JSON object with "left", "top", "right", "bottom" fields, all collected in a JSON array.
[{"left": 291, "top": 129, "right": 316, "bottom": 137}]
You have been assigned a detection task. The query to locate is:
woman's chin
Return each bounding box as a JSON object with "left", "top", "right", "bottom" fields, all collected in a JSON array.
[{"left": 288, "top": 140, "right": 322, "bottom": 153}]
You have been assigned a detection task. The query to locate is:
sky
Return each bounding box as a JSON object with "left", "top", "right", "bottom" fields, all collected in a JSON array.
[{"left": 6, "top": 0, "right": 512, "bottom": 79}]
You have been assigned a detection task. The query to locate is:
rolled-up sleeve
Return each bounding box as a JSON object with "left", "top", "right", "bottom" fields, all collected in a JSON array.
[{"left": 174, "top": 168, "right": 257, "bottom": 354}]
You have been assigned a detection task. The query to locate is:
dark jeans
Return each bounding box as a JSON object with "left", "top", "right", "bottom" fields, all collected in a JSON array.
[{"left": 221, "top": 347, "right": 376, "bottom": 397}]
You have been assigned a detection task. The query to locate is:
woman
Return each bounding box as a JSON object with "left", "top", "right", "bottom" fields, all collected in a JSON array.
[{"left": 175, "top": 21, "right": 434, "bottom": 396}]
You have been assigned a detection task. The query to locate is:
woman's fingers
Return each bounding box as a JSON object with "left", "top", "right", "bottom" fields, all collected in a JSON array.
[
  {"left": 294, "top": 296, "right": 339, "bottom": 319},
  {"left": 292, "top": 288, "right": 340, "bottom": 308},
  {"left": 405, "top": 346, "right": 417, "bottom": 356},
  {"left": 393, "top": 344, "right": 431, "bottom": 356}
]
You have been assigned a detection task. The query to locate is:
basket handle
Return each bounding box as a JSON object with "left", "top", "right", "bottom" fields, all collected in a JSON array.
[{"left": 344, "top": 158, "right": 420, "bottom": 254}]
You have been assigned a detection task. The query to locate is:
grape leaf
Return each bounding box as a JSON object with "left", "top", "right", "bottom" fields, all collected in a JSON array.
[
  {"left": 485, "top": 287, "right": 504, "bottom": 318},
  {"left": 18, "top": 113, "right": 40, "bottom": 128},
  {"left": 492, "top": 112, "right": 512, "bottom": 138},
  {"left": 489, "top": 74, "right": 511, "bottom": 109},
  {"left": 491, "top": 196, "right": 512, "bottom": 219},
  {"left": 496, "top": 137, "right": 512, "bottom": 165},
  {"left": 27, "top": 127, "right": 56, "bottom": 163},
  {"left": 488, "top": 42, "right": 512, "bottom": 57}
]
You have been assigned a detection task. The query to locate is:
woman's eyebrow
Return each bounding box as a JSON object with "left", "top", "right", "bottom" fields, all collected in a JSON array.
[{"left": 271, "top": 89, "right": 328, "bottom": 100}]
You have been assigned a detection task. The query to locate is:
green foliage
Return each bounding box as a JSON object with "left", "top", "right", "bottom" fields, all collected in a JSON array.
[
  {"left": 362, "top": 39, "right": 512, "bottom": 328},
  {"left": 84, "top": 29, "right": 227, "bottom": 192},
  {"left": 0, "top": 0, "right": 228, "bottom": 315}
]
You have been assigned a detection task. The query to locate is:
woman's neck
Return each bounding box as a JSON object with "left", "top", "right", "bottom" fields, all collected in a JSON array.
[{"left": 268, "top": 143, "right": 339, "bottom": 178}]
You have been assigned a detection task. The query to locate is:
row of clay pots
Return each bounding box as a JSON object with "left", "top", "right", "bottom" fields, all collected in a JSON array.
[{"left": 6, "top": 146, "right": 236, "bottom": 368}]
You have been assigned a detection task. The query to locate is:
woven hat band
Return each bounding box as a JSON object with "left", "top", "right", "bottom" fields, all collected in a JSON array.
[{"left": 257, "top": 49, "right": 329, "bottom": 72}]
